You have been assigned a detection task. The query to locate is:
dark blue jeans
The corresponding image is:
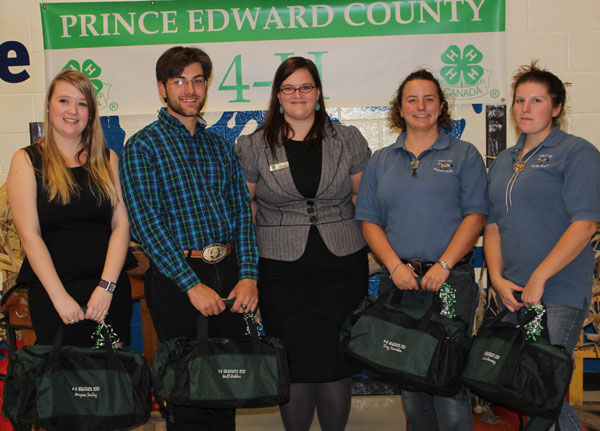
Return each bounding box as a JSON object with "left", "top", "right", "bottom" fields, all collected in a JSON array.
[
  {"left": 145, "top": 253, "right": 245, "bottom": 431},
  {"left": 380, "top": 262, "right": 477, "bottom": 431}
]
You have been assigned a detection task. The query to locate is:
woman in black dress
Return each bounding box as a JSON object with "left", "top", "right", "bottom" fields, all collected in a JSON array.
[
  {"left": 7, "top": 69, "right": 131, "bottom": 347},
  {"left": 236, "top": 57, "right": 370, "bottom": 431}
]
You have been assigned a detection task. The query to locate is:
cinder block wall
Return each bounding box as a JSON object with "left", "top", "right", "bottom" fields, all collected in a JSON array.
[{"left": 1, "top": 0, "right": 599, "bottom": 185}]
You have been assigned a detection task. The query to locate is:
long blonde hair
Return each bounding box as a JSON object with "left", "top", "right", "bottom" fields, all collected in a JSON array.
[{"left": 41, "top": 69, "right": 117, "bottom": 207}]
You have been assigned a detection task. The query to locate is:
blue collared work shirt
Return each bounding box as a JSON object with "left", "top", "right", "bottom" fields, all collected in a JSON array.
[
  {"left": 487, "top": 126, "right": 600, "bottom": 309},
  {"left": 355, "top": 130, "right": 489, "bottom": 262}
]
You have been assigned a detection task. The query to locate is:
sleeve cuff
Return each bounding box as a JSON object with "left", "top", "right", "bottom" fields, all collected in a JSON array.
[
  {"left": 354, "top": 210, "right": 382, "bottom": 225},
  {"left": 238, "top": 262, "right": 259, "bottom": 281},
  {"left": 175, "top": 267, "right": 202, "bottom": 292},
  {"left": 570, "top": 211, "right": 600, "bottom": 223},
  {"left": 462, "top": 205, "right": 490, "bottom": 217}
]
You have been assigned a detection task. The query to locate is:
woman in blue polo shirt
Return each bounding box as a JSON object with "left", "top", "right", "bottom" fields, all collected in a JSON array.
[
  {"left": 484, "top": 62, "right": 600, "bottom": 430},
  {"left": 355, "top": 69, "right": 488, "bottom": 431}
]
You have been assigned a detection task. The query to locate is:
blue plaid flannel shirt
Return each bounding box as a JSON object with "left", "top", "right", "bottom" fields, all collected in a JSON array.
[{"left": 119, "top": 108, "right": 258, "bottom": 291}]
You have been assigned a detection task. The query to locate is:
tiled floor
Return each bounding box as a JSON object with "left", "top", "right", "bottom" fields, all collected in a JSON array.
[
  {"left": 237, "top": 395, "right": 405, "bottom": 431},
  {"left": 134, "top": 395, "right": 406, "bottom": 431},
  {"left": 136, "top": 392, "right": 600, "bottom": 431}
]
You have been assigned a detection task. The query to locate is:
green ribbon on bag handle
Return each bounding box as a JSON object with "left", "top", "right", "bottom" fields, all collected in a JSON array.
[
  {"left": 413, "top": 277, "right": 458, "bottom": 319},
  {"left": 92, "top": 321, "right": 120, "bottom": 349},
  {"left": 522, "top": 304, "right": 545, "bottom": 341}
]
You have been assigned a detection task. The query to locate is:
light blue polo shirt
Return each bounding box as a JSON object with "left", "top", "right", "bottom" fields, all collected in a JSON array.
[
  {"left": 355, "top": 131, "right": 489, "bottom": 262},
  {"left": 487, "top": 126, "right": 600, "bottom": 309}
]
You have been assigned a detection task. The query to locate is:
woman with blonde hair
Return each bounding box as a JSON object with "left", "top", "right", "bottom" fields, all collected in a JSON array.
[{"left": 7, "top": 69, "right": 131, "bottom": 346}]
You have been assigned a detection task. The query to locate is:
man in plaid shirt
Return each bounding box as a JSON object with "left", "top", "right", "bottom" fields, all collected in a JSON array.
[{"left": 119, "top": 46, "right": 258, "bottom": 431}]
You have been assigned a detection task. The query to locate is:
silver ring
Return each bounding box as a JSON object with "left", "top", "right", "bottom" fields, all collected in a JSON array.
[
  {"left": 241, "top": 304, "right": 247, "bottom": 310},
  {"left": 70, "top": 319, "right": 75, "bottom": 323}
]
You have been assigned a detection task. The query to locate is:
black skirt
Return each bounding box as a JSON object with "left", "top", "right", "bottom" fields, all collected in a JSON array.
[{"left": 259, "top": 227, "right": 368, "bottom": 382}]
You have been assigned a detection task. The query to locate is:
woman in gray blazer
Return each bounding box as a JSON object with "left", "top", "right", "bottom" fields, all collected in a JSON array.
[{"left": 236, "top": 57, "right": 370, "bottom": 431}]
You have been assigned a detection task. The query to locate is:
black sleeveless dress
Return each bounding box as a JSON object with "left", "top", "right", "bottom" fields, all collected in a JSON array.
[{"left": 16, "top": 144, "right": 131, "bottom": 346}]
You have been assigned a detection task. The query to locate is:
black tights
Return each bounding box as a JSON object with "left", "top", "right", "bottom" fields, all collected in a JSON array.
[{"left": 279, "top": 378, "right": 352, "bottom": 431}]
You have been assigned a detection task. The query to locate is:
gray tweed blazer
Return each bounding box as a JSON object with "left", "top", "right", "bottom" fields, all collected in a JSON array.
[{"left": 236, "top": 123, "right": 371, "bottom": 261}]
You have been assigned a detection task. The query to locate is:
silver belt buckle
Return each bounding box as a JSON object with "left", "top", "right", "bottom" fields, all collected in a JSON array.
[{"left": 202, "top": 243, "right": 227, "bottom": 264}]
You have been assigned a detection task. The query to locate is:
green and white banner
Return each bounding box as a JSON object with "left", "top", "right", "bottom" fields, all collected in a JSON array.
[{"left": 41, "top": 0, "right": 506, "bottom": 115}]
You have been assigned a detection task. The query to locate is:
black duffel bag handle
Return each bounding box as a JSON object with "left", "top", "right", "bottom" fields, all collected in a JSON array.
[
  {"left": 195, "top": 299, "right": 262, "bottom": 356},
  {"left": 48, "top": 313, "right": 120, "bottom": 360},
  {"left": 374, "top": 280, "right": 454, "bottom": 329},
  {"left": 486, "top": 299, "right": 551, "bottom": 342},
  {"left": 45, "top": 307, "right": 121, "bottom": 366},
  {"left": 484, "top": 307, "right": 536, "bottom": 329}
]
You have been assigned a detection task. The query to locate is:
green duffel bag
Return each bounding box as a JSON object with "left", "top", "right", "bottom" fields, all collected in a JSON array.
[
  {"left": 3, "top": 324, "right": 151, "bottom": 431},
  {"left": 340, "top": 286, "right": 471, "bottom": 396},
  {"left": 152, "top": 311, "right": 290, "bottom": 410},
  {"left": 462, "top": 306, "right": 573, "bottom": 431}
]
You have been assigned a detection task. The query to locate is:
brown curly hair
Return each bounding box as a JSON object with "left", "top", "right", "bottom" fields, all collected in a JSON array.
[{"left": 389, "top": 69, "right": 452, "bottom": 130}]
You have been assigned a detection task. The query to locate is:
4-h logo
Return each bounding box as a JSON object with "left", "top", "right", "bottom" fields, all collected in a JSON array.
[
  {"left": 438, "top": 45, "right": 496, "bottom": 100},
  {"left": 62, "top": 59, "right": 116, "bottom": 111}
]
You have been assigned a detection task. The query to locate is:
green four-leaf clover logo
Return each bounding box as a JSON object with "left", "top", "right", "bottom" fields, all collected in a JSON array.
[
  {"left": 62, "top": 59, "right": 104, "bottom": 95},
  {"left": 440, "top": 45, "right": 484, "bottom": 87}
]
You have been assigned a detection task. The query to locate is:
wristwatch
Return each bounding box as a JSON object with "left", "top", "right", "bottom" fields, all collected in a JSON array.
[
  {"left": 98, "top": 279, "right": 117, "bottom": 293},
  {"left": 437, "top": 260, "right": 452, "bottom": 271}
]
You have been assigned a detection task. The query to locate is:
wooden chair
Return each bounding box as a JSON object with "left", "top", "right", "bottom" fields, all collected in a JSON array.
[{"left": 0, "top": 285, "right": 35, "bottom": 350}]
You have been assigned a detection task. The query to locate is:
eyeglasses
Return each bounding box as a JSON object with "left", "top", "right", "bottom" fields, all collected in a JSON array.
[
  {"left": 279, "top": 85, "right": 316, "bottom": 95},
  {"left": 168, "top": 78, "right": 206, "bottom": 88}
]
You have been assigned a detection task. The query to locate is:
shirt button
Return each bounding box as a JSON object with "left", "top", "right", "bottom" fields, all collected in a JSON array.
[
  {"left": 307, "top": 207, "right": 315, "bottom": 214},
  {"left": 309, "top": 216, "right": 317, "bottom": 224},
  {"left": 307, "top": 200, "right": 315, "bottom": 206}
]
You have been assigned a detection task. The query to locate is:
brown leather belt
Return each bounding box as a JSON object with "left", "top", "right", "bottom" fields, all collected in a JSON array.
[
  {"left": 185, "top": 242, "right": 232, "bottom": 264},
  {"left": 402, "top": 259, "right": 435, "bottom": 277},
  {"left": 401, "top": 253, "right": 473, "bottom": 277}
]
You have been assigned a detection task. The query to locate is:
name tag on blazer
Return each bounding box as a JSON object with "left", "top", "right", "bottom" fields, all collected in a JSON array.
[{"left": 269, "top": 162, "right": 289, "bottom": 172}]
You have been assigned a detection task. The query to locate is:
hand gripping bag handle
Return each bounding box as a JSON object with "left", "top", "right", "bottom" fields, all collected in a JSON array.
[
  {"left": 484, "top": 303, "right": 550, "bottom": 342},
  {"left": 373, "top": 282, "right": 448, "bottom": 330},
  {"left": 47, "top": 307, "right": 120, "bottom": 364},
  {"left": 195, "top": 299, "right": 261, "bottom": 356}
]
